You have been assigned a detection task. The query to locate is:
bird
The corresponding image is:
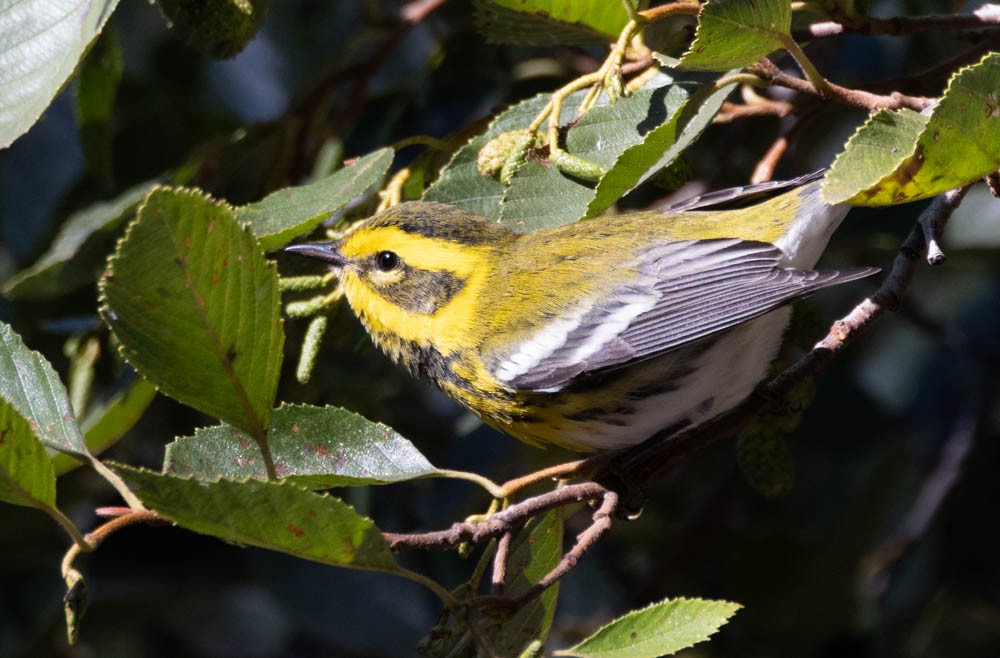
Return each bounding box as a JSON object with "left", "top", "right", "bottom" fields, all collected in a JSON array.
[{"left": 285, "top": 171, "right": 877, "bottom": 451}]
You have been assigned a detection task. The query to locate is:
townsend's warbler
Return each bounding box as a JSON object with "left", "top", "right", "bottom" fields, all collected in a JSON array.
[{"left": 286, "top": 172, "right": 877, "bottom": 451}]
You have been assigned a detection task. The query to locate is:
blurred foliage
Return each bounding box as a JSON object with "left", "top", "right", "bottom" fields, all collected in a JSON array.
[{"left": 2, "top": 1, "right": 1000, "bottom": 657}]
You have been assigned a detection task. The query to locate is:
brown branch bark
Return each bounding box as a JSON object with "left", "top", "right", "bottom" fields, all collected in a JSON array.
[
  {"left": 383, "top": 481, "right": 609, "bottom": 551},
  {"left": 471, "top": 490, "right": 620, "bottom": 610},
  {"left": 748, "top": 58, "right": 936, "bottom": 112},
  {"left": 803, "top": 6, "right": 1000, "bottom": 38}
]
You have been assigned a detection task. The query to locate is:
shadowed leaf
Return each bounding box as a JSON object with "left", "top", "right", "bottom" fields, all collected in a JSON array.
[
  {"left": 99, "top": 187, "right": 283, "bottom": 435},
  {"left": 0, "top": 400, "right": 57, "bottom": 510},
  {"left": 115, "top": 465, "right": 400, "bottom": 571}
]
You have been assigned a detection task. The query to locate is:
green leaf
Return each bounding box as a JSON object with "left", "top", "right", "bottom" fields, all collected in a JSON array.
[
  {"left": 822, "top": 108, "right": 929, "bottom": 204},
  {"left": 0, "top": 322, "right": 88, "bottom": 458},
  {"left": 52, "top": 377, "right": 158, "bottom": 476},
  {"left": 489, "top": 510, "right": 564, "bottom": 657},
  {"left": 588, "top": 81, "right": 735, "bottom": 217},
  {"left": 558, "top": 598, "right": 741, "bottom": 658},
  {"left": 0, "top": 0, "right": 121, "bottom": 148},
  {"left": 114, "top": 465, "right": 399, "bottom": 572},
  {"left": 498, "top": 161, "right": 598, "bottom": 230},
  {"left": 824, "top": 52, "right": 1000, "bottom": 205},
  {"left": 473, "top": 0, "right": 629, "bottom": 45},
  {"left": 75, "top": 27, "right": 122, "bottom": 190},
  {"left": 99, "top": 187, "right": 284, "bottom": 435},
  {"left": 238, "top": 147, "right": 394, "bottom": 250},
  {"left": 679, "top": 0, "right": 791, "bottom": 71},
  {"left": 499, "top": 79, "right": 731, "bottom": 230},
  {"left": 3, "top": 181, "right": 157, "bottom": 300},
  {"left": 424, "top": 91, "right": 588, "bottom": 220},
  {"left": 156, "top": 0, "right": 271, "bottom": 59},
  {"left": 164, "top": 404, "right": 438, "bottom": 487},
  {"left": 0, "top": 400, "right": 57, "bottom": 510}
]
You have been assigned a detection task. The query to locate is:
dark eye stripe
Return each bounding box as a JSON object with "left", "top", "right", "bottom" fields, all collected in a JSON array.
[{"left": 372, "top": 268, "right": 467, "bottom": 315}]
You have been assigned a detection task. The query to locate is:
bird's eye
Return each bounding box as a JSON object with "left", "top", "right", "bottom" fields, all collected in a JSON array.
[{"left": 375, "top": 250, "right": 400, "bottom": 272}]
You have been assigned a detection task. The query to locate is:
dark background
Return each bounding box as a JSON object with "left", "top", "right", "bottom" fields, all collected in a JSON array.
[{"left": 2, "top": 1, "right": 999, "bottom": 656}]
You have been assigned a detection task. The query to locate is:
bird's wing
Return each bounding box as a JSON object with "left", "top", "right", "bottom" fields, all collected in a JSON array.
[
  {"left": 664, "top": 170, "right": 826, "bottom": 212},
  {"left": 492, "top": 238, "right": 876, "bottom": 392}
]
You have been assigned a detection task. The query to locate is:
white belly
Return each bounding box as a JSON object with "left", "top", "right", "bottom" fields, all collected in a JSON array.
[{"left": 528, "top": 309, "right": 790, "bottom": 451}]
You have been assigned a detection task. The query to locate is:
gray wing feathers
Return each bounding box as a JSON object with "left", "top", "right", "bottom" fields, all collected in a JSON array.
[{"left": 505, "top": 238, "right": 876, "bottom": 391}]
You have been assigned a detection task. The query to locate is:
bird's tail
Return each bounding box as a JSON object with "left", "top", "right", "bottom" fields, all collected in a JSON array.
[{"left": 666, "top": 171, "right": 849, "bottom": 268}]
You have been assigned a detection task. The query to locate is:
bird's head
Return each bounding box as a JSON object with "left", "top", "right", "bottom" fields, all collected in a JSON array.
[{"left": 285, "top": 201, "right": 512, "bottom": 352}]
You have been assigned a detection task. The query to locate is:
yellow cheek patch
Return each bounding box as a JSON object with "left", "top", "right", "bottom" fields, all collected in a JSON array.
[{"left": 339, "top": 252, "right": 490, "bottom": 356}]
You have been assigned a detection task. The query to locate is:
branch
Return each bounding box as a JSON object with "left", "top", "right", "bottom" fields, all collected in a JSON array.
[
  {"left": 803, "top": 5, "right": 1000, "bottom": 38},
  {"left": 862, "top": 36, "right": 1000, "bottom": 99},
  {"left": 750, "top": 110, "right": 817, "bottom": 183},
  {"left": 383, "top": 481, "right": 609, "bottom": 551},
  {"left": 471, "top": 489, "right": 620, "bottom": 610},
  {"left": 748, "top": 58, "right": 935, "bottom": 112}
]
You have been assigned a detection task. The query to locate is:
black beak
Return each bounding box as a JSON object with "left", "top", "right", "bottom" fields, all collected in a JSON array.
[{"left": 284, "top": 242, "right": 347, "bottom": 268}]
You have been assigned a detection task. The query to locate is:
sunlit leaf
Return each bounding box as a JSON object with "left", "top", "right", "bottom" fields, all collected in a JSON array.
[
  {"left": 473, "top": 0, "right": 629, "bottom": 45},
  {"left": 239, "top": 147, "right": 394, "bottom": 250},
  {"left": 679, "top": 0, "right": 790, "bottom": 71},
  {"left": 558, "top": 597, "right": 741, "bottom": 658},
  {"left": 164, "top": 404, "right": 438, "bottom": 488},
  {"left": 424, "top": 91, "right": 585, "bottom": 220},
  {"left": 825, "top": 53, "right": 1000, "bottom": 205},
  {"left": 587, "top": 81, "right": 734, "bottom": 217},
  {"left": 0, "top": 0, "right": 120, "bottom": 147}
]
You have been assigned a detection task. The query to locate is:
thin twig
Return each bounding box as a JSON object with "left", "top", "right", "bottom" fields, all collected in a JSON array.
[
  {"left": 638, "top": 1, "right": 700, "bottom": 22},
  {"left": 803, "top": 6, "right": 1000, "bottom": 38},
  {"left": 471, "top": 490, "right": 620, "bottom": 610},
  {"left": 752, "top": 135, "right": 789, "bottom": 184},
  {"left": 715, "top": 99, "right": 794, "bottom": 123},
  {"left": 499, "top": 456, "right": 604, "bottom": 497},
  {"left": 384, "top": 482, "right": 608, "bottom": 551},
  {"left": 490, "top": 532, "right": 513, "bottom": 596},
  {"left": 752, "top": 108, "right": 817, "bottom": 183},
  {"left": 748, "top": 58, "right": 935, "bottom": 112}
]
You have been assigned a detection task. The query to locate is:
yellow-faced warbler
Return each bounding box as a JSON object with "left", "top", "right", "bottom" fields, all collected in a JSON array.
[{"left": 286, "top": 172, "right": 876, "bottom": 451}]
